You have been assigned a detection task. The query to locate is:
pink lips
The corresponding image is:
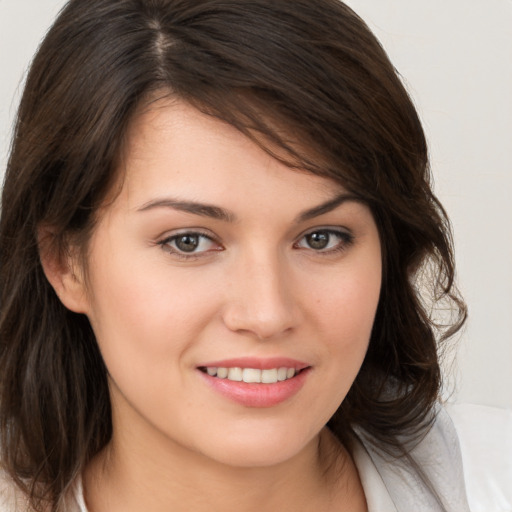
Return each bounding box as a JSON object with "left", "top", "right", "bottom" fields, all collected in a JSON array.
[
  {"left": 199, "top": 357, "right": 310, "bottom": 371},
  {"left": 197, "top": 357, "right": 311, "bottom": 408}
]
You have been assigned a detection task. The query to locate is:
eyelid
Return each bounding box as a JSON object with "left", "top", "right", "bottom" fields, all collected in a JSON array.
[
  {"left": 296, "top": 225, "right": 353, "bottom": 240},
  {"left": 158, "top": 227, "right": 215, "bottom": 240}
]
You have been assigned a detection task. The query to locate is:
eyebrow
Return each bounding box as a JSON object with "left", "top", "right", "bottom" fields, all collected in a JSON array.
[
  {"left": 137, "top": 198, "right": 236, "bottom": 222},
  {"left": 137, "top": 192, "right": 360, "bottom": 223},
  {"left": 296, "top": 192, "right": 360, "bottom": 222}
]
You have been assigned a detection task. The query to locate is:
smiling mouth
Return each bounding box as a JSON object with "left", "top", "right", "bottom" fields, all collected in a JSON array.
[{"left": 199, "top": 366, "right": 305, "bottom": 384}]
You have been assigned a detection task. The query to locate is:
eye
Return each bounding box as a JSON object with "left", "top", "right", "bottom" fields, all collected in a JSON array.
[
  {"left": 159, "top": 231, "right": 221, "bottom": 257},
  {"left": 295, "top": 229, "right": 353, "bottom": 252}
]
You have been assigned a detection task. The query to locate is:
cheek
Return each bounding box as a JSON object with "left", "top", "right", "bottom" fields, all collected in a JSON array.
[
  {"left": 313, "top": 264, "right": 381, "bottom": 342},
  {"left": 84, "top": 246, "right": 220, "bottom": 370},
  {"left": 83, "top": 261, "right": 223, "bottom": 424},
  {"left": 285, "top": 265, "right": 382, "bottom": 439},
  {"left": 308, "top": 259, "right": 381, "bottom": 402}
]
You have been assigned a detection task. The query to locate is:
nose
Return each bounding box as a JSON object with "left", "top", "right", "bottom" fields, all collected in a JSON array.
[{"left": 221, "top": 250, "right": 301, "bottom": 340}]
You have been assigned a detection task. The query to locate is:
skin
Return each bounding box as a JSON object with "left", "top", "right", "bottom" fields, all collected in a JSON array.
[{"left": 46, "top": 99, "right": 381, "bottom": 511}]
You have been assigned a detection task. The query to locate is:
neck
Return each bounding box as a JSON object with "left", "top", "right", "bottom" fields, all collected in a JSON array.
[{"left": 83, "top": 426, "right": 364, "bottom": 512}]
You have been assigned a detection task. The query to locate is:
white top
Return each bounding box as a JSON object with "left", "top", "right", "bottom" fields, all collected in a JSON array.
[
  {"left": 1, "top": 404, "right": 511, "bottom": 511},
  {"left": 353, "top": 403, "right": 512, "bottom": 511}
]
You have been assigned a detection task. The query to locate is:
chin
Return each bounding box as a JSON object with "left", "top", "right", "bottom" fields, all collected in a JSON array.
[{"left": 193, "top": 424, "right": 319, "bottom": 469}]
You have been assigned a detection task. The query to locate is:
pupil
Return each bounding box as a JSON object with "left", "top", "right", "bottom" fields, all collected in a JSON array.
[
  {"left": 307, "top": 232, "right": 329, "bottom": 249},
  {"left": 176, "top": 235, "right": 199, "bottom": 252}
]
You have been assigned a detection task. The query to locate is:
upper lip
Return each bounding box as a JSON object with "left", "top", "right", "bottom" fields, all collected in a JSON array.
[{"left": 197, "top": 357, "right": 310, "bottom": 371}]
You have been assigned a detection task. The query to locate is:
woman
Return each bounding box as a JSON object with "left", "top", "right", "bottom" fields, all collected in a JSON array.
[{"left": 0, "top": 1, "right": 509, "bottom": 511}]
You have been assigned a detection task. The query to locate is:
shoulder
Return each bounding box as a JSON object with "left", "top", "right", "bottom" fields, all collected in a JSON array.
[
  {"left": 354, "top": 403, "right": 512, "bottom": 512},
  {"left": 0, "top": 469, "right": 26, "bottom": 512},
  {"left": 445, "top": 403, "right": 512, "bottom": 512},
  {"left": 354, "top": 405, "right": 471, "bottom": 512}
]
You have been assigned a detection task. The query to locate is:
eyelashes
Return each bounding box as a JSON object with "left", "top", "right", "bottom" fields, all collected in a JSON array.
[
  {"left": 158, "top": 231, "right": 222, "bottom": 260},
  {"left": 294, "top": 229, "right": 354, "bottom": 253},
  {"left": 158, "top": 227, "right": 355, "bottom": 260}
]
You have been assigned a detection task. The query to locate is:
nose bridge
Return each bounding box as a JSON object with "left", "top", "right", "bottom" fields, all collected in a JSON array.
[{"left": 223, "top": 245, "right": 299, "bottom": 339}]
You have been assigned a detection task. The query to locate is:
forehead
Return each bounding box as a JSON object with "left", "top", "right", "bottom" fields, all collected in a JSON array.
[{"left": 116, "top": 98, "right": 345, "bottom": 211}]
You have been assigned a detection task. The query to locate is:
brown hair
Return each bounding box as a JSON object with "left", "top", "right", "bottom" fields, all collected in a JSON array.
[{"left": 0, "top": 0, "right": 466, "bottom": 509}]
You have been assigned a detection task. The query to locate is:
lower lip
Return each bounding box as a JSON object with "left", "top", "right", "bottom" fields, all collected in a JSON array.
[{"left": 199, "top": 368, "right": 310, "bottom": 408}]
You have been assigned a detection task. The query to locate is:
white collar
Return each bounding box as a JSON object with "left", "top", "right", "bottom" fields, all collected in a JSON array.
[{"left": 352, "top": 437, "right": 398, "bottom": 512}]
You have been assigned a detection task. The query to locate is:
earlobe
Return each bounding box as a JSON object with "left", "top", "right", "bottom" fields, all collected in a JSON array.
[{"left": 37, "top": 226, "right": 90, "bottom": 314}]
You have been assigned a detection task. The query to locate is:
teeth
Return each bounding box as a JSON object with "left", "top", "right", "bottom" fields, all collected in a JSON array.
[
  {"left": 242, "top": 368, "right": 261, "bottom": 383},
  {"left": 261, "top": 368, "right": 278, "bottom": 384},
  {"left": 217, "top": 367, "right": 228, "bottom": 379},
  {"left": 204, "top": 366, "right": 299, "bottom": 383},
  {"left": 227, "top": 367, "right": 243, "bottom": 381},
  {"left": 277, "top": 367, "right": 288, "bottom": 381}
]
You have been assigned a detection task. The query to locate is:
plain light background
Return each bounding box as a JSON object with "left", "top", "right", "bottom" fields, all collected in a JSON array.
[{"left": 1, "top": 1, "right": 511, "bottom": 409}]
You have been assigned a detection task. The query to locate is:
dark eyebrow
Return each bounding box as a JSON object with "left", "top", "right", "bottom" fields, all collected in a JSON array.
[
  {"left": 137, "top": 192, "right": 360, "bottom": 224},
  {"left": 137, "top": 198, "right": 236, "bottom": 222},
  {"left": 296, "top": 193, "right": 361, "bottom": 222}
]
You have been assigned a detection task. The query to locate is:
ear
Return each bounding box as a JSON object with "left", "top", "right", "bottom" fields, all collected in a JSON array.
[{"left": 38, "top": 225, "right": 90, "bottom": 314}]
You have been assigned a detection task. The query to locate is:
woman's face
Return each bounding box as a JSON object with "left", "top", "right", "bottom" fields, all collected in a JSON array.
[{"left": 74, "top": 99, "right": 382, "bottom": 468}]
